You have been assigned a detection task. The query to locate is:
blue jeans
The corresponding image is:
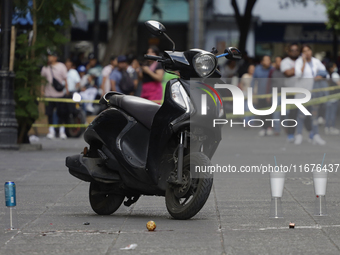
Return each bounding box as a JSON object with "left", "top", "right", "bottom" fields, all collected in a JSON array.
[
  {"left": 325, "top": 101, "right": 338, "bottom": 128},
  {"left": 272, "top": 96, "right": 281, "bottom": 133},
  {"left": 296, "top": 105, "right": 319, "bottom": 135},
  {"left": 244, "top": 100, "right": 253, "bottom": 123}
]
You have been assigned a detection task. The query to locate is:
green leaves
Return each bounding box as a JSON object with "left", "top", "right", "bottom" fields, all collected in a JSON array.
[
  {"left": 323, "top": 0, "right": 340, "bottom": 32},
  {"left": 13, "top": 0, "right": 85, "bottom": 137}
]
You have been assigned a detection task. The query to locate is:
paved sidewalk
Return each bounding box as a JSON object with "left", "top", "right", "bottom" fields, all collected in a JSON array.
[{"left": 0, "top": 127, "right": 340, "bottom": 254}]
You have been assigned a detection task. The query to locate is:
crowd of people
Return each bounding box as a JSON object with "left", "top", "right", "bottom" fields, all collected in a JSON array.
[
  {"left": 40, "top": 46, "right": 168, "bottom": 139},
  {"left": 228, "top": 43, "right": 340, "bottom": 146},
  {"left": 40, "top": 44, "right": 340, "bottom": 145}
]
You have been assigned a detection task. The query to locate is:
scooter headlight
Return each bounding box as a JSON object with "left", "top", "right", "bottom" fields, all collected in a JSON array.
[{"left": 193, "top": 53, "right": 217, "bottom": 78}]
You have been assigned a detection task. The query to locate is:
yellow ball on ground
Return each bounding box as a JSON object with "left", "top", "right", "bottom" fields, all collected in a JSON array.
[{"left": 146, "top": 221, "right": 156, "bottom": 231}]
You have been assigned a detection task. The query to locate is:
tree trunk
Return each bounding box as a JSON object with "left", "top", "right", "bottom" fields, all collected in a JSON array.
[
  {"left": 238, "top": 20, "right": 251, "bottom": 54},
  {"left": 31, "top": 0, "right": 37, "bottom": 58},
  {"left": 231, "top": 0, "right": 256, "bottom": 54},
  {"left": 103, "top": 0, "right": 145, "bottom": 65}
]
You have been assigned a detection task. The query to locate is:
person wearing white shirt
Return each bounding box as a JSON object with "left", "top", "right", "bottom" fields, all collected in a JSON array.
[
  {"left": 294, "top": 44, "right": 326, "bottom": 145},
  {"left": 64, "top": 59, "right": 82, "bottom": 135},
  {"left": 325, "top": 62, "right": 340, "bottom": 135},
  {"left": 280, "top": 43, "right": 300, "bottom": 142},
  {"left": 65, "top": 59, "right": 81, "bottom": 93},
  {"left": 100, "top": 56, "right": 117, "bottom": 96}
]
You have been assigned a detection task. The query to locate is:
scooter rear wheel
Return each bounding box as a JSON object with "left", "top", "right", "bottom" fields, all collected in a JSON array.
[
  {"left": 89, "top": 182, "right": 125, "bottom": 215},
  {"left": 165, "top": 152, "right": 213, "bottom": 220}
]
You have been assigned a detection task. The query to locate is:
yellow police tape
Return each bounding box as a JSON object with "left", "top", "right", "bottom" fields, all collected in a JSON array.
[
  {"left": 37, "top": 97, "right": 163, "bottom": 104},
  {"left": 32, "top": 123, "right": 89, "bottom": 128},
  {"left": 37, "top": 97, "right": 100, "bottom": 104},
  {"left": 33, "top": 87, "right": 340, "bottom": 128}
]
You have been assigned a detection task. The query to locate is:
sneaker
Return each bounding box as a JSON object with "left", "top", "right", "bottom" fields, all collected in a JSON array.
[
  {"left": 266, "top": 128, "right": 274, "bottom": 136},
  {"left": 294, "top": 134, "right": 303, "bottom": 145},
  {"left": 308, "top": 131, "right": 314, "bottom": 143},
  {"left": 318, "top": 117, "right": 324, "bottom": 125},
  {"left": 324, "top": 127, "right": 330, "bottom": 135},
  {"left": 60, "top": 133, "right": 67, "bottom": 140},
  {"left": 287, "top": 134, "right": 295, "bottom": 143},
  {"left": 313, "top": 134, "right": 326, "bottom": 145},
  {"left": 330, "top": 127, "right": 340, "bottom": 135},
  {"left": 258, "top": 129, "right": 266, "bottom": 136},
  {"left": 46, "top": 132, "right": 55, "bottom": 139}
]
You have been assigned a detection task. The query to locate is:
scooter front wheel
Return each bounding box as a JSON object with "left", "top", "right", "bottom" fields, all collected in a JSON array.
[
  {"left": 89, "top": 182, "right": 125, "bottom": 215},
  {"left": 165, "top": 152, "right": 213, "bottom": 220}
]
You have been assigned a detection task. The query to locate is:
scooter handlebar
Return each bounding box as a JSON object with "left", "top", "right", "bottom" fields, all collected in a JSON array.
[{"left": 144, "top": 55, "right": 163, "bottom": 61}]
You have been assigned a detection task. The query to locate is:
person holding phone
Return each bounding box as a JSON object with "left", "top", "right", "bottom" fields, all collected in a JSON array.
[{"left": 294, "top": 44, "right": 326, "bottom": 145}]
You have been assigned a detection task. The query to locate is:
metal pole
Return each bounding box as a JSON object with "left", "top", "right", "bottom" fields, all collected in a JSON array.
[
  {"left": 10, "top": 207, "right": 13, "bottom": 229},
  {"left": 193, "top": 0, "right": 199, "bottom": 48},
  {"left": 333, "top": 28, "right": 338, "bottom": 62},
  {"left": 0, "top": 0, "right": 18, "bottom": 149},
  {"left": 93, "top": 0, "right": 101, "bottom": 59},
  {"left": 1, "top": 0, "right": 11, "bottom": 69}
]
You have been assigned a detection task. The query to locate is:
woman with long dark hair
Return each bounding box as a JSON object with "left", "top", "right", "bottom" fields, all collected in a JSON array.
[{"left": 141, "top": 46, "right": 164, "bottom": 102}]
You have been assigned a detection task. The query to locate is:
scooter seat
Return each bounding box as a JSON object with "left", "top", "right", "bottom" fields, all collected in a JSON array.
[{"left": 109, "top": 94, "right": 160, "bottom": 129}]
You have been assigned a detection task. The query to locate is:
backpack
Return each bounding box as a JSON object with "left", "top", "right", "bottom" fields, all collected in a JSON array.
[{"left": 119, "top": 70, "right": 134, "bottom": 94}]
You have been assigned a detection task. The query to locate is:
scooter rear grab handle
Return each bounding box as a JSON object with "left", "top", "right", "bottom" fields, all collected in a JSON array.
[{"left": 99, "top": 91, "right": 124, "bottom": 105}]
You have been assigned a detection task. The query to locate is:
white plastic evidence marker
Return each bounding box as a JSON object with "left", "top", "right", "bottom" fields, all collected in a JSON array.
[
  {"left": 269, "top": 157, "right": 285, "bottom": 218},
  {"left": 313, "top": 153, "right": 328, "bottom": 216}
]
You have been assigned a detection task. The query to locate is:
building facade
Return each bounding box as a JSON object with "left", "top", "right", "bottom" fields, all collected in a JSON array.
[{"left": 205, "top": 0, "right": 338, "bottom": 60}]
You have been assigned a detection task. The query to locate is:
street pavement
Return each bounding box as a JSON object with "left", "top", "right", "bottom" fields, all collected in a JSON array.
[{"left": 1, "top": 126, "right": 340, "bottom": 255}]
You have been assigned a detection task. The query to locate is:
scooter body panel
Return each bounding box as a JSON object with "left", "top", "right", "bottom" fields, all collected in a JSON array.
[{"left": 82, "top": 107, "right": 161, "bottom": 194}]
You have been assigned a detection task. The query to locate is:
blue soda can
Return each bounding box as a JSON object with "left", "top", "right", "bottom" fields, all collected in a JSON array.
[{"left": 4, "top": 182, "right": 16, "bottom": 207}]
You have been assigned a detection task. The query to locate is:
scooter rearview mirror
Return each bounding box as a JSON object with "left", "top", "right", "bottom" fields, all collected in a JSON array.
[
  {"left": 224, "top": 47, "right": 242, "bottom": 60},
  {"left": 145, "top": 20, "right": 166, "bottom": 36},
  {"left": 145, "top": 20, "right": 176, "bottom": 52}
]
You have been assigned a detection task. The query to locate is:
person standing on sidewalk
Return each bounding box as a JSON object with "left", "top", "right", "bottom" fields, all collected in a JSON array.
[
  {"left": 110, "top": 55, "right": 136, "bottom": 94},
  {"left": 280, "top": 43, "right": 300, "bottom": 142},
  {"left": 251, "top": 55, "right": 273, "bottom": 136},
  {"left": 65, "top": 58, "right": 81, "bottom": 119},
  {"left": 239, "top": 64, "right": 255, "bottom": 125},
  {"left": 141, "top": 46, "right": 164, "bottom": 102},
  {"left": 65, "top": 58, "right": 81, "bottom": 93},
  {"left": 41, "top": 49, "right": 69, "bottom": 139},
  {"left": 294, "top": 44, "right": 326, "bottom": 145},
  {"left": 86, "top": 52, "right": 101, "bottom": 71},
  {"left": 325, "top": 62, "right": 340, "bottom": 135},
  {"left": 101, "top": 56, "right": 117, "bottom": 96},
  {"left": 266, "top": 56, "right": 285, "bottom": 135}
]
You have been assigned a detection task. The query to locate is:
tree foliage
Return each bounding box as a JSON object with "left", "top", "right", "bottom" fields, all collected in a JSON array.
[
  {"left": 323, "top": 0, "right": 340, "bottom": 31},
  {"left": 13, "top": 0, "right": 84, "bottom": 143}
]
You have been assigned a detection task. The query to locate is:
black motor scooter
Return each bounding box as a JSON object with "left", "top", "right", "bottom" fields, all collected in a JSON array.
[{"left": 66, "top": 20, "right": 241, "bottom": 220}]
